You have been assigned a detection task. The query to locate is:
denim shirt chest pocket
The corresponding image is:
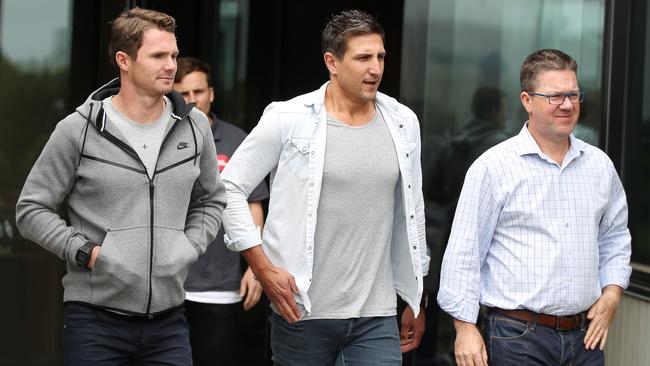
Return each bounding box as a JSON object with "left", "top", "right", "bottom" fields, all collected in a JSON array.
[{"left": 282, "top": 136, "right": 310, "bottom": 182}]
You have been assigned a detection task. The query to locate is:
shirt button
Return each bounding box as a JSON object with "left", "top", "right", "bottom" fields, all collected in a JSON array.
[
  {"left": 308, "top": 213, "right": 313, "bottom": 217},
  {"left": 399, "top": 124, "right": 404, "bottom": 128},
  {"left": 408, "top": 184, "right": 411, "bottom": 188},
  {"left": 410, "top": 215, "right": 414, "bottom": 219},
  {"left": 301, "top": 147, "right": 307, "bottom": 153},
  {"left": 412, "top": 245, "right": 417, "bottom": 249},
  {"left": 565, "top": 223, "right": 569, "bottom": 228},
  {"left": 309, "top": 181, "right": 314, "bottom": 186},
  {"left": 310, "top": 151, "right": 315, "bottom": 155},
  {"left": 406, "top": 153, "right": 410, "bottom": 157},
  {"left": 307, "top": 246, "right": 312, "bottom": 251}
]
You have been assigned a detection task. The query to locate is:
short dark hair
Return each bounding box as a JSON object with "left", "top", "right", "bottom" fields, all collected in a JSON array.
[
  {"left": 321, "top": 9, "right": 385, "bottom": 59},
  {"left": 108, "top": 7, "right": 176, "bottom": 67},
  {"left": 175, "top": 57, "right": 211, "bottom": 84},
  {"left": 471, "top": 87, "right": 504, "bottom": 121},
  {"left": 520, "top": 49, "right": 578, "bottom": 92}
]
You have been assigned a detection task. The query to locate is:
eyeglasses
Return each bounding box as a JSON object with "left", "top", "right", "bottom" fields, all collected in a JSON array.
[{"left": 527, "top": 90, "right": 584, "bottom": 105}]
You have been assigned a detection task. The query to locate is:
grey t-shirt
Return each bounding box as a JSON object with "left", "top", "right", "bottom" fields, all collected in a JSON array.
[
  {"left": 103, "top": 96, "right": 173, "bottom": 179},
  {"left": 305, "top": 110, "right": 399, "bottom": 319}
]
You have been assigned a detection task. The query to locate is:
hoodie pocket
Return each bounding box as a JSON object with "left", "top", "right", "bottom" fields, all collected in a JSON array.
[
  {"left": 90, "top": 227, "right": 149, "bottom": 312},
  {"left": 149, "top": 228, "right": 199, "bottom": 312}
]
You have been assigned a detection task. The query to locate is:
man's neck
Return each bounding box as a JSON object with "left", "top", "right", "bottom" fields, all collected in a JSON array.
[
  {"left": 528, "top": 126, "right": 570, "bottom": 166},
  {"left": 112, "top": 90, "right": 166, "bottom": 125},
  {"left": 324, "top": 83, "right": 376, "bottom": 126}
]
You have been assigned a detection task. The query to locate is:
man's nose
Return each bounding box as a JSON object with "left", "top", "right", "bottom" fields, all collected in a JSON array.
[
  {"left": 368, "top": 57, "right": 382, "bottom": 74},
  {"left": 559, "top": 94, "right": 574, "bottom": 109},
  {"left": 164, "top": 57, "right": 176, "bottom": 72}
]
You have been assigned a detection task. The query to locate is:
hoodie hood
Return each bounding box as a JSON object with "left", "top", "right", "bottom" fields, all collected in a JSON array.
[{"left": 75, "top": 78, "right": 194, "bottom": 129}]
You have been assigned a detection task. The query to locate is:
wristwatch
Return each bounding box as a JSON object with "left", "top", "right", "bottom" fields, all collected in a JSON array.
[{"left": 75, "top": 242, "right": 98, "bottom": 268}]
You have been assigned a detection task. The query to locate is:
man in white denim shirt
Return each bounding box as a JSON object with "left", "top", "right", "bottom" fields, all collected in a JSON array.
[{"left": 222, "top": 10, "right": 429, "bottom": 365}]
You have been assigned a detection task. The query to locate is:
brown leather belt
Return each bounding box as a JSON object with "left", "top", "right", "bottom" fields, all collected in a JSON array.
[{"left": 489, "top": 307, "right": 587, "bottom": 331}]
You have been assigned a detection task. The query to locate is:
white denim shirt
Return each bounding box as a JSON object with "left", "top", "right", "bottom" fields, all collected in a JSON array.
[{"left": 222, "top": 82, "right": 429, "bottom": 316}]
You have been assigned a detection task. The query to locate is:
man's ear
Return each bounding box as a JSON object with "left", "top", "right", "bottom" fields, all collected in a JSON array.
[
  {"left": 209, "top": 86, "right": 215, "bottom": 103},
  {"left": 324, "top": 52, "right": 338, "bottom": 75},
  {"left": 115, "top": 51, "right": 130, "bottom": 72},
  {"left": 520, "top": 91, "right": 533, "bottom": 113}
]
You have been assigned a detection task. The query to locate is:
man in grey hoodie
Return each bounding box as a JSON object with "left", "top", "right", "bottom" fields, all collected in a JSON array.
[{"left": 15, "top": 8, "right": 226, "bottom": 366}]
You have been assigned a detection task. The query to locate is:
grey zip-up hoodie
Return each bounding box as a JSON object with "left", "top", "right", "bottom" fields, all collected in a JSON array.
[{"left": 16, "top": 78, "right": 227, "bottom": 316}]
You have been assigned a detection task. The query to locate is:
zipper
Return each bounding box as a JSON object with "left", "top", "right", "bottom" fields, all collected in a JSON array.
[
  {"left": 146, "top": 179, "right": 155, "bottom": 317},
  {"left": 97, "top": 112, "right": 185, "bottom": 317},
  {"left": 143, "top": 117, "right": 182, "bottom": 316}
]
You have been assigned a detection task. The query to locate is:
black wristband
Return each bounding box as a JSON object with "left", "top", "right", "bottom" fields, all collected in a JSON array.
[{"left": 75, "top": 242, "right": 98, "bottom": 268}]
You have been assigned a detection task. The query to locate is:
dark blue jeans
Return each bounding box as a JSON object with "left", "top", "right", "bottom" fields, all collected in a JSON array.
[
  {"left": 63, "top": 303, "right": 192, "bottom": 366},
  {"left": 484, "top": 312, "right": 604, "bottom": 366},
  {"left": 270, "top": 312, "right": 401, "bottom": 366}
]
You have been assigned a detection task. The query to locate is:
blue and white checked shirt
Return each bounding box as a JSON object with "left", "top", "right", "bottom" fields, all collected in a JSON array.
[{"left": 437, "top": 124, "right": 632, "bottom": 324}]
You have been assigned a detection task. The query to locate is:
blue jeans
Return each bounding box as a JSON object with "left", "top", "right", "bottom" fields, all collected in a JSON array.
[
  {"left": 484, "top": 312, "right": 604, "bottom": 366},
  {"left": 63, "top": 303, "right": 192, "bottom": 366},
  {"left": 270, "top": 312, "right": 401, "bottom": 366}
]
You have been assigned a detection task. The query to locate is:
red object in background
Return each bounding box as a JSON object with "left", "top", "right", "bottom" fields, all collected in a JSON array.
[{"left": 217, "top": 154, "right": 229, "bottom": 172}]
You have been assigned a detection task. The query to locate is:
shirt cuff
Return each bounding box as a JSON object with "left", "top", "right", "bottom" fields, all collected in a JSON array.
[
  {"left": 436, "top": 286, "right": 481, "bottom": 324},
  {"left": 224, "top": 229, "right": 262, "bottom": 252},
  {"left": 600, "top": 267, "right": 632, "bottom": 290}
]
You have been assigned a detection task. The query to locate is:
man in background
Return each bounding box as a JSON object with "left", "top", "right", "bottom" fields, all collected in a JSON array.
[{"left": 174, "top": 56, "right": 269, "bottom": 366}]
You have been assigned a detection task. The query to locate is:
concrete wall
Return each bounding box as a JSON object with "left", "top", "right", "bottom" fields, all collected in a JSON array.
[{"left": 605, "top": 293, "right": 650, "bottom": 365}]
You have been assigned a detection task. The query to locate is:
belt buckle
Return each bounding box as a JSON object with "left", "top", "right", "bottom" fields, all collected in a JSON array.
[{"left": 555, "top": 314, "right": 579, "bottom": 331}]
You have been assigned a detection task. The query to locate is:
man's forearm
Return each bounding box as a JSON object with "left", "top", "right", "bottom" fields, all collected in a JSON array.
[{"left": 242, "top": 245, "right": 272, "bottom": 277}]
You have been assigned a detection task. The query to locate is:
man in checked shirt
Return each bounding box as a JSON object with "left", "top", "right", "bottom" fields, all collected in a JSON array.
[{"left": 437, "top": 49, "right": 631, "bottom": 366}]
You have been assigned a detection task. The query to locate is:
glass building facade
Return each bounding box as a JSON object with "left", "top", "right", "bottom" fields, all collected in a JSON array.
[{"left": 1, "top": 0, "right": 648, "bottom": 364}]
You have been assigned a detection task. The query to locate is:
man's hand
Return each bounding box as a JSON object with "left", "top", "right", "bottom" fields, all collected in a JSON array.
[
  {"left": 240, "top": 267, "right": 263, "bottom": 310},
  {"left": 453, "top": 319, "right": 488, "bottom": 366},
  {"left": 87, "top": 245, "right": 101, "bottom": 270},
  {"left": 242, "top": 245, "right": 300, "bottom": 323},
  {"left": 584, "top": 285, "right": 623, "bottom": 350},
  {"left": 255, "top": 264, "right": 300, "bottom": 323},
  {"left": 400, "top": 305, "right": 425, "bottom": 353}
]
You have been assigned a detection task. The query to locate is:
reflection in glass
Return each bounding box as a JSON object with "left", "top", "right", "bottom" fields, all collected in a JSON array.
[
  {"left": 626, "top": 2, "right": 650, "bottom": 266},
  {"left": 0, "top": 0, "right": 73, "bottom": 364}
]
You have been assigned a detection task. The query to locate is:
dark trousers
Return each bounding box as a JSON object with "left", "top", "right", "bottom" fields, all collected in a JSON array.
[
  {"left": 63, "top": 303, "right": 192, "bottom": 366},
  {"left": 484, "top": 312, "right": 604, "bottom": 366},
  {"left": 184, "top": 300, "right": 241, "bottom": 366}
]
